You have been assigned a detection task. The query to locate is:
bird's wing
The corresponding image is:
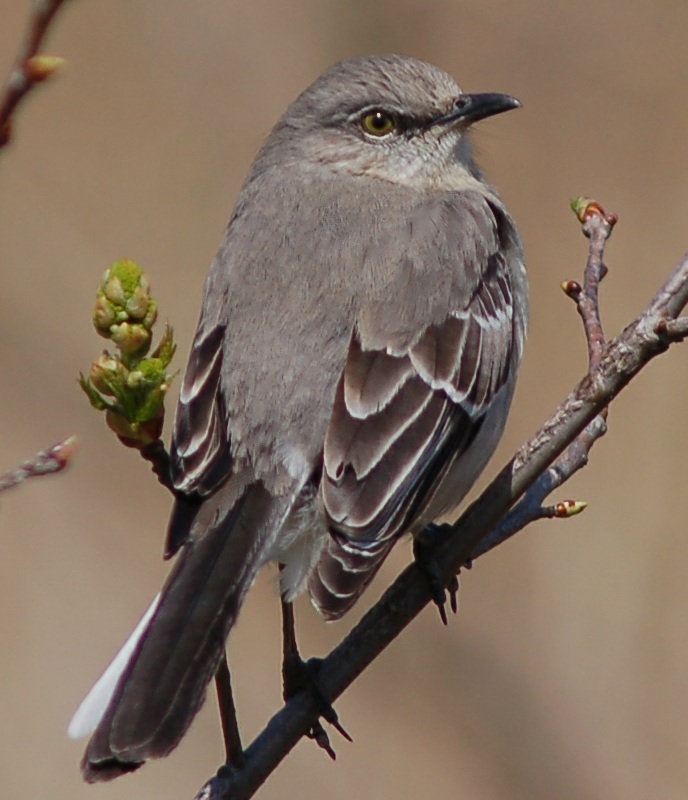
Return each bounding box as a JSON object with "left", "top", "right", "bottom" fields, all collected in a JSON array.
[
  {"left": 162, "top": 323, "right": 236, "bottom": 557},
  {"left": 310, "top": 190, "right": 524, "bottom": 619},
  {"left": 170, "top": 323, "right": 232, "bottom": 497}
]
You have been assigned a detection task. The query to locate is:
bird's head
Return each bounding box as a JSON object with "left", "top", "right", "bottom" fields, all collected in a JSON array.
[{"left": 267, "top": 55, "right": 520, "bottom": 190}]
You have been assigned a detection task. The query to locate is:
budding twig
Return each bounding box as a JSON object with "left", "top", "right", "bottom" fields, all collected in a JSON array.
[
  {"left": 0, "top": 0, "right": 71, "bottom": 150},
  {"left": 0, "top": 436, "right": 78, "bottom": 494},
  {"left": 471, "top": 199, "right": 615, "bottom": 560},
  {"left": 80, "top": 260, "right": 176, "bottom": 450}
]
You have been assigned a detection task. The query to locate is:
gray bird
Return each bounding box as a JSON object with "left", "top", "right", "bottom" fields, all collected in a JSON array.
[{"left": 69, "top": 54, "right": 527, "bottom": 780}]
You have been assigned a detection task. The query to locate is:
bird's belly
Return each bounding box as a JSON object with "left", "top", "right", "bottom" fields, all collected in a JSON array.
[{"left": 264, "top": 486, "right": 329, "bottom": 602}]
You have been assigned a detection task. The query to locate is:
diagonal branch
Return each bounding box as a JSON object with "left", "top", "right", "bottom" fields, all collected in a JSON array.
[{"left": 192, "top": 205, "right": 688, "bottom": 800}]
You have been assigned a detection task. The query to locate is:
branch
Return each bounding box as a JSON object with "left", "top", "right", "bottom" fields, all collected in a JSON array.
[
  {"left": 0, "top": 436, "right": 78, "bottom": 494},
  {"left": 139, "top": 439, "right": 175, "bottom": 493},
  {"left": 192, "top": 203, "right": 688, "bottom": 800},
  {"left": 0, "top": 0, "right": 71, "bottom": 151},
  {"left": 474, "top": 199, "right": 615, "bottom": 558}
]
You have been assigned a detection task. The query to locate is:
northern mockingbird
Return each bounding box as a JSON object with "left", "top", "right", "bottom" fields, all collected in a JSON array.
[{"left": 70, "top": 54, "right": 527, "bottom": 780}]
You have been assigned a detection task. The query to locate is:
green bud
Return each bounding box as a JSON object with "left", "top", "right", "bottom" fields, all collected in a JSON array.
[
  {"left": 94, "top": 260, "right": 156, "bottom": 343},
  {"left": 79, "top": 373, "right": 108, "bottom": 411},
  {"left": 125, "top": 284, "right": 152, "bottom": 320},
  {"left": 109, "top": 322, "right": 151, "bottom": 357},
  {"left": 150, "top": 323, "right": 176, "bottom": 368},
  {"left": 142, "top": 299, "right": 158, "bottom": 330},
  {"left": 105, "top": 407, "right": 164, "bottom": 449},
  {"left": 102, "top": 274, "right": 126, "bottom": 306},
  {"left": 93, "top": 294, "right": 117, "bottom": 336},
  {"left": 570, "top": 197, "right": 590, "bottom": 219},
  {"left": 125, "top": 370, "right": 143, "bottom": 389},
  {"left": 89, "top": 354, "right": 123, "bottom": 395},
  {"left": 137, "top": 384, "right": 168, "bottom": 422},
  {"left": 126, "top": 357, "right": 166, "bottom": 388},
  {"left": 82, "top": 260, "right": 175, "bottom": 448},
  {"left": 139, "top": 357, "right": 167, "bottom": 380},
  {"left": 106, "top": 259, "right": 145, "bottom": 298}
]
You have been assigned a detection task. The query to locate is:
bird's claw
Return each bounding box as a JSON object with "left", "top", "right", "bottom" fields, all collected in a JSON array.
[
  {"left": 414, "top": 523, "right": 460, "bottom": 624},
  {"left": 283, "top": 655, "right": 352, "bottom": 759},
  {"left": 307, "top": 719, "right": 337, "bottom": 760}
]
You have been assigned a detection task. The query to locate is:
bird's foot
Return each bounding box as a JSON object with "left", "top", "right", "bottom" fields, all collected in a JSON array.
[
  {"left": 282, "top": 655, "right": 352, "bottom": 760},
  {"left": 414, "top": 523, "right": 460, "bottom": 625}
]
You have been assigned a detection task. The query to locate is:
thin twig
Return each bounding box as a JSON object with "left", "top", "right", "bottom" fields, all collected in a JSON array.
[
  {"left": 579, "top": 209, "right": 614, "bottom": 365},
  {"left": 0, "top": 435, "right": 78, "bottom": 494},
  {"left": 471, "top": 414, "right": 607, "bottom": 559},
  {"left": 0, "top": 0, "right": 71, "bottom": 150},
  {"left": 478, "top": 202, "right": 617, "bottom": 554},
  {"left": 139, "top": 439, "right": 175, "bottom": 493}
]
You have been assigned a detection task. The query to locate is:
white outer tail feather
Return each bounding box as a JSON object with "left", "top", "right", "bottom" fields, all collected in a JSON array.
[{"left": 68, "top": 594, "right": 161, "bottom": 739}]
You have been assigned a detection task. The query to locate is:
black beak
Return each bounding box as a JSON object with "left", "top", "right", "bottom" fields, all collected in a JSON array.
[{"left": 435, "top": 92, "right": 521, "bottom": 128}]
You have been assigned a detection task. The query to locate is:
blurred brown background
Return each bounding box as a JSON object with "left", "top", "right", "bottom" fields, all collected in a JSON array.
[{"left": 2, "top": 1, "right": 688, "bottom": 797}]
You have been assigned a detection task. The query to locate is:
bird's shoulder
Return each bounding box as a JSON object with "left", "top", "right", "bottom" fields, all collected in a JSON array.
[{"left": 358, "top": 186, "right": 522, "bottom": 353}]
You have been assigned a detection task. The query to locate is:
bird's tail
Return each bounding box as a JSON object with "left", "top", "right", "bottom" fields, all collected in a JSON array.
[{"left": 70, "top": 482, "right": 290, "bottom": 782}]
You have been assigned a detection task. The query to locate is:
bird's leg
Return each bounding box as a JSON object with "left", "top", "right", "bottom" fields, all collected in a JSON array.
[
  {"left": 214, "top": 652, "right": 245, "bottom": 769},
  {"left": 413, "top": 523, "right": 461, "bottom": 625},
  {"left": 280, "top": 589, "right": 352, "bottom": 759}
]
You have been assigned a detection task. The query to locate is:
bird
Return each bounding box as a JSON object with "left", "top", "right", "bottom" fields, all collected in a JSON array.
[{"left": 69, "top": 54, "right": 527, "bottom": 781}]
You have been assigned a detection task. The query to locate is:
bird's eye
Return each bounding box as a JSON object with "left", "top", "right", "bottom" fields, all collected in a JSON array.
[{"left": 359, "top": 109, "right": 397, "bottom": 137}]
